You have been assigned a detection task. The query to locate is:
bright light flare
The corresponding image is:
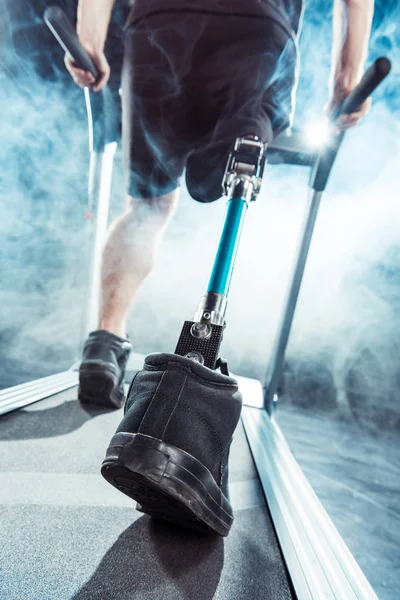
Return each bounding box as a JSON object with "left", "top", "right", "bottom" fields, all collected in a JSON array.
[{"left": 304, "top": 119, "right": 332, "bottom": 149}]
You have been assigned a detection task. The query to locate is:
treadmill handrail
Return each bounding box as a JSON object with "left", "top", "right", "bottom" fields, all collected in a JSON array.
[
  {"left": 44, "top": 6, "right": 119, "bottom": 152},
  {"left": 264, "top": 57, "right": 391, "bottom": 412},
  {"left": 310, "top": 57, "right": 391, "bottom": 193}
]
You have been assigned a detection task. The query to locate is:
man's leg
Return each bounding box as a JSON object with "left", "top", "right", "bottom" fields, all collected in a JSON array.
[
  {"left": 98, "top": 189, "right": 179, "bottom": 338},
  {"left": 79, "top": 188, "right": 179, "bottom": 409}
]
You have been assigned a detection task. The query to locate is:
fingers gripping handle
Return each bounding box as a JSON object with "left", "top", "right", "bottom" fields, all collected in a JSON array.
[
  {"left": 44, "top": 6, "right": 99, "bottom": 78},
  {"left": 332, "top": 57, "right": 392, "bottom": 120},
  {"left": 44, "top": 6, "right": 118, "bottom": 151},
  {"left": 311, "top": 56, "right": 391, "bottom": 192}
]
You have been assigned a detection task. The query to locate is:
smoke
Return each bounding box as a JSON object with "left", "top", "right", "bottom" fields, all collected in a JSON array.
[
  {"left": 271, "top": 1, "right": 400, "bottom": 429},
  {"left": 1, "top": 0, "right": 400, "bottom": 433},
  {"left": 0, "top": 5, "right": 93, "bottom": 386},
  {"left": 0, "top": 1, "right": 131, "bottom": 387},
  {"left": 134, "top": 100, "right": 400, "bottom": 432},
  {"left": 127, "top": 0, "right": 400, "bottom": 432}
]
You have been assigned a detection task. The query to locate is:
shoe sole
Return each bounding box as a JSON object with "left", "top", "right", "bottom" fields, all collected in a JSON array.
[
  {"left": 101, "top": 433, "right": 233, "bottom": 536},
  {"left": 79, "top": 363, "right": 124, "bottom": 409}
]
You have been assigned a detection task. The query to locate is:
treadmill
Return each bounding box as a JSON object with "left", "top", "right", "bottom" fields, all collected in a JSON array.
[{"left": 0, "top": 7, "right": 389, "bottom": 599}]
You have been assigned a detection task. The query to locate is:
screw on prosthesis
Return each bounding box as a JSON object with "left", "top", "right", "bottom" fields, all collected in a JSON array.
[
  {"left": 222, "top": 135, "right": 268, "bottom": 202},
  {"left": 190, "top": 322, "right": 212, "bottom": 339},
  {"left": 185, "top": 352, "right": 205, "bottom": 365}
]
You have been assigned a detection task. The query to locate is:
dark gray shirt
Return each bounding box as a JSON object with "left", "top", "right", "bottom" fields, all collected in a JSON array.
[{"left": 126, "top": 0, "right": 304, "bottom": 40}]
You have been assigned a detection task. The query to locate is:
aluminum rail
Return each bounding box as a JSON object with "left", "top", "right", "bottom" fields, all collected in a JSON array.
[
  {"left": 240, "top": 376, "right": 379, "bottom": 600},
  {"left": 0, "top": 351, "right": 148, "bottom": 417},
  {"left": 0, "top": 370, "right": 79, "bottom": 416},
  {"left": 45, "top": 6, "right": 119, "bottom": 340}
]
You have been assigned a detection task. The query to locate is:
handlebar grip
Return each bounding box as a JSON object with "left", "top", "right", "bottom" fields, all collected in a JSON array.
[
  {"left": 333, "top": 57, "right": 391, "bottom": 120},
  {"left": 44, "top": 6, "right": 99, "bottom": 78}
]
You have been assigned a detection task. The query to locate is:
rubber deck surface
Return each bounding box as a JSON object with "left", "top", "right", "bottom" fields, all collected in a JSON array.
[{"left": 0, "top": 387, "right": 295, "bottom": 600}]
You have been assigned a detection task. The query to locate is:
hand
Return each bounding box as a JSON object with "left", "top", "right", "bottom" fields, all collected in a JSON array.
[
  {"left": 64, "top": 41, "right": 110, "bottom": 92},
  {"left": 325, "top": 87, "right": 372, "bottom": 130}
]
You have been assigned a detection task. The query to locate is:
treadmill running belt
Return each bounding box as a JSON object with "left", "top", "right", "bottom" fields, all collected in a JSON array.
[{"left": 0, "top": 386, "right": 295, "bottom": 600}]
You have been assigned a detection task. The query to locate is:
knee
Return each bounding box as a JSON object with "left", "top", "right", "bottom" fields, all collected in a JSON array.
[
  {"left": 186, "top": 143, "right": 231, "bottom": 203},
  {"left": 125, "top": 190, "right": 178, "bottom": 220}
]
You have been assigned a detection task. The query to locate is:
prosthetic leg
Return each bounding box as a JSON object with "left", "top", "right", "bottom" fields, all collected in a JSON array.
[
  {"left": 101, "top": 136, "right": 268, "bottom": 536},
  {"left": 174, "top": 135, "right": 267, "bottom": 372}
]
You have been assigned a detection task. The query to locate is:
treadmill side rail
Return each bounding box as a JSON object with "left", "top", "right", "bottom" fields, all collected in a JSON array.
[
  {"left": 240, "top": 378, "right": 379, "bottom": 600},
  {"left": 0, "top": 371, "right": 79, "bottom": 416}
]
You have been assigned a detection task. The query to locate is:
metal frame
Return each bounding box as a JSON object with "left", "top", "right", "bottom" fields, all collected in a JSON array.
[
  {"left": 0, "top": 371, "right": 79, "bottom": 416},
  {"left": 262, "top": 130, "right": 346, "bottom": 413},
  {"left": 263, "top": 188, "right": 323, "bottom": 411},
  {"left": 83, "top": 141, "right": 117, "bottom": 336},
  {"left": 82, "top": 86, "right": 119, "bottom": 339},
  {"left": 240, "top": 377, "right": 379, "bottom": 600}
]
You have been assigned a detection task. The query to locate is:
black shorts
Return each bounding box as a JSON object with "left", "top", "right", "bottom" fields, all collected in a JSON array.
[{"left": 122, "top": 11, "right": 298, "bottom": 201}]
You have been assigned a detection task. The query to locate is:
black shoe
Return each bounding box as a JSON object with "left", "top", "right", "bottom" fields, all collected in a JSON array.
[
  {"left": 101, "top": 353, "right": 242, "bottom": 536},
  {"left": 78, "top": 330, "right": 131, "bottom": 409}
]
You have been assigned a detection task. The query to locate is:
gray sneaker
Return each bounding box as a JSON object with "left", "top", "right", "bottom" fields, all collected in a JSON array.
[{"left": 79, "top": 330, "right": 131, "bottom": 409}]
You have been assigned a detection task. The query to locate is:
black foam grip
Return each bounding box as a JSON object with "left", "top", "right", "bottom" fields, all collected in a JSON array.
[
  {"left": 44, "top": 6, "right": 98, "bottom": 77},
  {"left": 333, "top": 57, "right": 391, "bottom": 119}
]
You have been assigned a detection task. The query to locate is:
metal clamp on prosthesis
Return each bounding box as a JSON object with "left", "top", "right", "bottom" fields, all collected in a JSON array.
[
  {"left": 223, "top": 135, "right": 268, "bottom": 203},
  {"left": 175, "top": 135, "right": 268, "bottom": 372}
]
